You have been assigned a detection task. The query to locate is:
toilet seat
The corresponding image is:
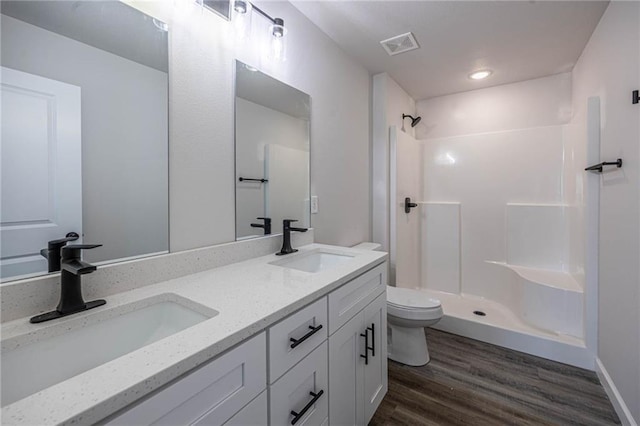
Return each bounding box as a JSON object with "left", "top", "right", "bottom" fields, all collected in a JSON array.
[{"left": 387, "top": 287, "right": 443, "bottom": 321}]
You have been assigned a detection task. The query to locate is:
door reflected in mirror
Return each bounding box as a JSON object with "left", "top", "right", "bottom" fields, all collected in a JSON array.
[
  {"left": 0, "top": 1, "right": 169, "bottom": 282},
  {"left": 235, "top": 60, "right": 311, "bottom": 241}
]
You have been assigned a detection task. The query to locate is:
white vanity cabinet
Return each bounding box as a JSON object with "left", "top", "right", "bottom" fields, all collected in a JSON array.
[
  {"left": 267, "top": 261, "right": 387, "bottom": 426},
  {"left": 328, "top": 265, "right": 388, "bottom": 426},
  {"left": 105, "top": 261, "right": 387, "bottom": 426}
]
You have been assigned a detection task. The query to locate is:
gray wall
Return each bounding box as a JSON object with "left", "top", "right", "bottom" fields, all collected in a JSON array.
[
  {"left": 1, "top": 15, "right": 169, "bottom": 263},
  {"left": 571, "top": 2, "right": 640, "bottom": 422},
  {"left": 129, "top": 0, "right": 371, "bottom": 250}
]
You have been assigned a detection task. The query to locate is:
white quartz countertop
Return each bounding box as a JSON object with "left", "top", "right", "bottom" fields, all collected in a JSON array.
[{"left": 0, "top": 244, "right": 386, "bottom": 425}]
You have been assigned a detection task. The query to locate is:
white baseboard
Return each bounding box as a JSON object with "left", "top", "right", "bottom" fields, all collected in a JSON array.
[{"left": 595, "top": 358, "right": 638, "bottom": 426}]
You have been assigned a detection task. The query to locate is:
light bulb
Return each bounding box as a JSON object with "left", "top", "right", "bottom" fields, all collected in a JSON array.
[
  {"left": 268, "top": 18, "right": 286, "bottom": 61},
  {"left": 271, "top": 18, "right": 284, "bottom": 37},
  {"left": 233, "top": 0, "right": 251, "bottom": 41},
  {"left": 270, "top": 34, "right": 285, "bottom": 61},
  {"left": 469, "top": 69, "right": 492, "bottom": 80}
]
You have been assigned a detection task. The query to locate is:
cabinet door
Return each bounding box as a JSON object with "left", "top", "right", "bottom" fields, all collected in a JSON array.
[
  {"left": 270, "top": 341, "right": 328, "bottom": 426},
  {"left": 362, "top": 292, "right": 388, "bottom": 424},
  {"left": 106, "top": 333, "right": 266, "bottom": 426},
  {"left": 221, "top": 391, "right": 268, "bottom": 426},
  {"left": 328, "top": 311, "right": 365, "bottom": 426}
]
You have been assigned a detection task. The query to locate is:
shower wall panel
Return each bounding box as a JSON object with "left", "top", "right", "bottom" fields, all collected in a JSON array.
[
  {"left": 421, "top": 126, "right": 566, "bottom": 305},
  {"left": 420, "top": 202, "right": 461, "bottom": 294},
  {"left": 506, "top": 204, "right": 568, "bottom": 271}
]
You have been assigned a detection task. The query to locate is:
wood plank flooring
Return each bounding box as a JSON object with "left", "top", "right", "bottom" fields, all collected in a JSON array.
[{"left": 370, "top": 329, "right": 620, "bottom": 426}]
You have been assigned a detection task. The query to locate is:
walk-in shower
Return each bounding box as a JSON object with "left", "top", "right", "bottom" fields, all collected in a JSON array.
[{"left": 388, "top": 107, "right": 599, "bottom": 369}]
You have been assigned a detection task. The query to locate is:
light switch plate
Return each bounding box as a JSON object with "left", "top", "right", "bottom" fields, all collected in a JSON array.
[{"left": 311, "top": 196, "right": 319, "bottom": 214}]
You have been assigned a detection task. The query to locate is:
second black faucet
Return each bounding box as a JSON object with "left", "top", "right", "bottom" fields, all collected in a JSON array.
[
  {"left": 277, "top": 219, "right": 308, "bottom": 255},
  {"left": 30, "top": 244, "right": 105, "bottom": 324}
]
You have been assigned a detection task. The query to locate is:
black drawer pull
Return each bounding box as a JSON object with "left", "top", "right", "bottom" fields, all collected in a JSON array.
[
  {"left": 290, "top": 324, "right": 323, "bottom": 349},
  {"left": 290, "top": 389, "right": 324, "bottom": 425},
  {"left": 360, "top": 331, "right": 369, "bottom": 365},
  {"left": 367, "top": 323, "right": 375, "bottom": 357}
]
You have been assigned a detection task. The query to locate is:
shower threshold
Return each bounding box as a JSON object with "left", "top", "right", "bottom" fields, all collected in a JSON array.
[{"left": 417, "top": 289, "right": 592, "bottom": 369}]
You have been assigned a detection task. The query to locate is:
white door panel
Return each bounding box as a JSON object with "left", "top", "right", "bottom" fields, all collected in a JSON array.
[{"left": 0, "top": 67, "right": 82, "bottom": 279}]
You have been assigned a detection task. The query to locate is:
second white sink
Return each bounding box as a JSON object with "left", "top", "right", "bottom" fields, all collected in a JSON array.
[
  {"left": 1, "top": 294, "right": 217, "bottom": 407},
  {"left": 270, "top": 249, "right": 354, "bottom": 273}
]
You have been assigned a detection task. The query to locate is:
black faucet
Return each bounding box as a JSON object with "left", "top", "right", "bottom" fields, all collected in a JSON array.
[
  {"left": 277, "top": 219, "right": 308, "bottom": 256},
  {"left": 250, "top": 217, "right": 272, "bottom": 235},
  {"left": 30, "top": 244, "right": 106, "bottom": 324},
  {"left": 40, "top": 232, "right": 79, "bottom": 272}
]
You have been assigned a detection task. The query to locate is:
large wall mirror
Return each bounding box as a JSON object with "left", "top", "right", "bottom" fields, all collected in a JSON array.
[
  {"left": 235, "top": 61, "right": 311, "bottom": 241},
  {"left": 0, "top": 1, "right": 169, "bottom": 282}
]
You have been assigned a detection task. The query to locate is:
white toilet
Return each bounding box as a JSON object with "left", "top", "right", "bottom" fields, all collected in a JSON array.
[{"left": 386, "top": 286, "right": 443, "bottom": 366}]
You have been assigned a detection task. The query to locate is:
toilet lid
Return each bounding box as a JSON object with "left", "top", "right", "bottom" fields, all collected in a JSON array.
[{"left": 387, "top": 286, "right": 441, "bottom": 310}]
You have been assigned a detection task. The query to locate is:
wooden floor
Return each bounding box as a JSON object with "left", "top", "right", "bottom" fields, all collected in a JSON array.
[{"left": 370, "top": 329, "right": 620, "bottom": 426}]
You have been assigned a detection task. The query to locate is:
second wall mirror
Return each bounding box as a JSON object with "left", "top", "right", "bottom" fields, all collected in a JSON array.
[{"left": 234, "top": 60, "right": 311, "bottom": 241}]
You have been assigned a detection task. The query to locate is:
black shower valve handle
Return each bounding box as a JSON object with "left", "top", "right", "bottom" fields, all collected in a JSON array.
[{"left": 404, "top": 197, "right": 418, "bottom": 214}]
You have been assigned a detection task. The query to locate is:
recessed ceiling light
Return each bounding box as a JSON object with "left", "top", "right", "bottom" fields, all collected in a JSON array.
[{"left": 469, "top": 69, "right": 492, "bottom": 80}]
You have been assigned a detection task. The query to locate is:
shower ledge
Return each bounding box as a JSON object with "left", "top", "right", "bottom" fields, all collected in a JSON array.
[
  {"left": 486, "top": 261, "right": 582, "bottom": 293},
  {"left": 486, "top": 261, "right": 584, "bottom": 339}
]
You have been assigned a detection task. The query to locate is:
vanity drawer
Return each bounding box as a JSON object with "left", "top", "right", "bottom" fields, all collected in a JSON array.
[
  {"left": 107, "top": 332, "right": 266, "bottom": 426},
  {"left": 269, "top": 297, "right": 328, "bottom": 383},
  {"left": 270, "top": 341, "right": 329, "bottom": 426},
  {"left": 328, "top": 263, "right": 387, "bottom": 335}
]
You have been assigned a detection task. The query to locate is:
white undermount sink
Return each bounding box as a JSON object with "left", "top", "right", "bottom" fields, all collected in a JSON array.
[
  {"left": 1, "top": 294, "right": 217, "bottom": 407},
  {"left": 270, "top": 249, "right": 355, "bottom": 273}
]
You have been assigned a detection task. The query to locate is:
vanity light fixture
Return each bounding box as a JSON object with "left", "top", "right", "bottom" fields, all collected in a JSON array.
[
  {"left": 469, "top": 69, "right": 492, "bottom": 80},
  {"left": 234, "top": 0, "right": 247, "bottom": 14},
  {"left": 232, "top": 0, "right": 286, "bottom": 60}
]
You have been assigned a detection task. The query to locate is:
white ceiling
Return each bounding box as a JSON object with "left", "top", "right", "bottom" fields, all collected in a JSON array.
[{"left": 291, "top": 1, "right": 609, "bottom": 100}]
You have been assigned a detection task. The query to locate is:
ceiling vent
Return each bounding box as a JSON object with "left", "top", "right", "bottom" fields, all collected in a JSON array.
[{"left": 380, "top": 32, "right": 419, "bottom": 56}]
